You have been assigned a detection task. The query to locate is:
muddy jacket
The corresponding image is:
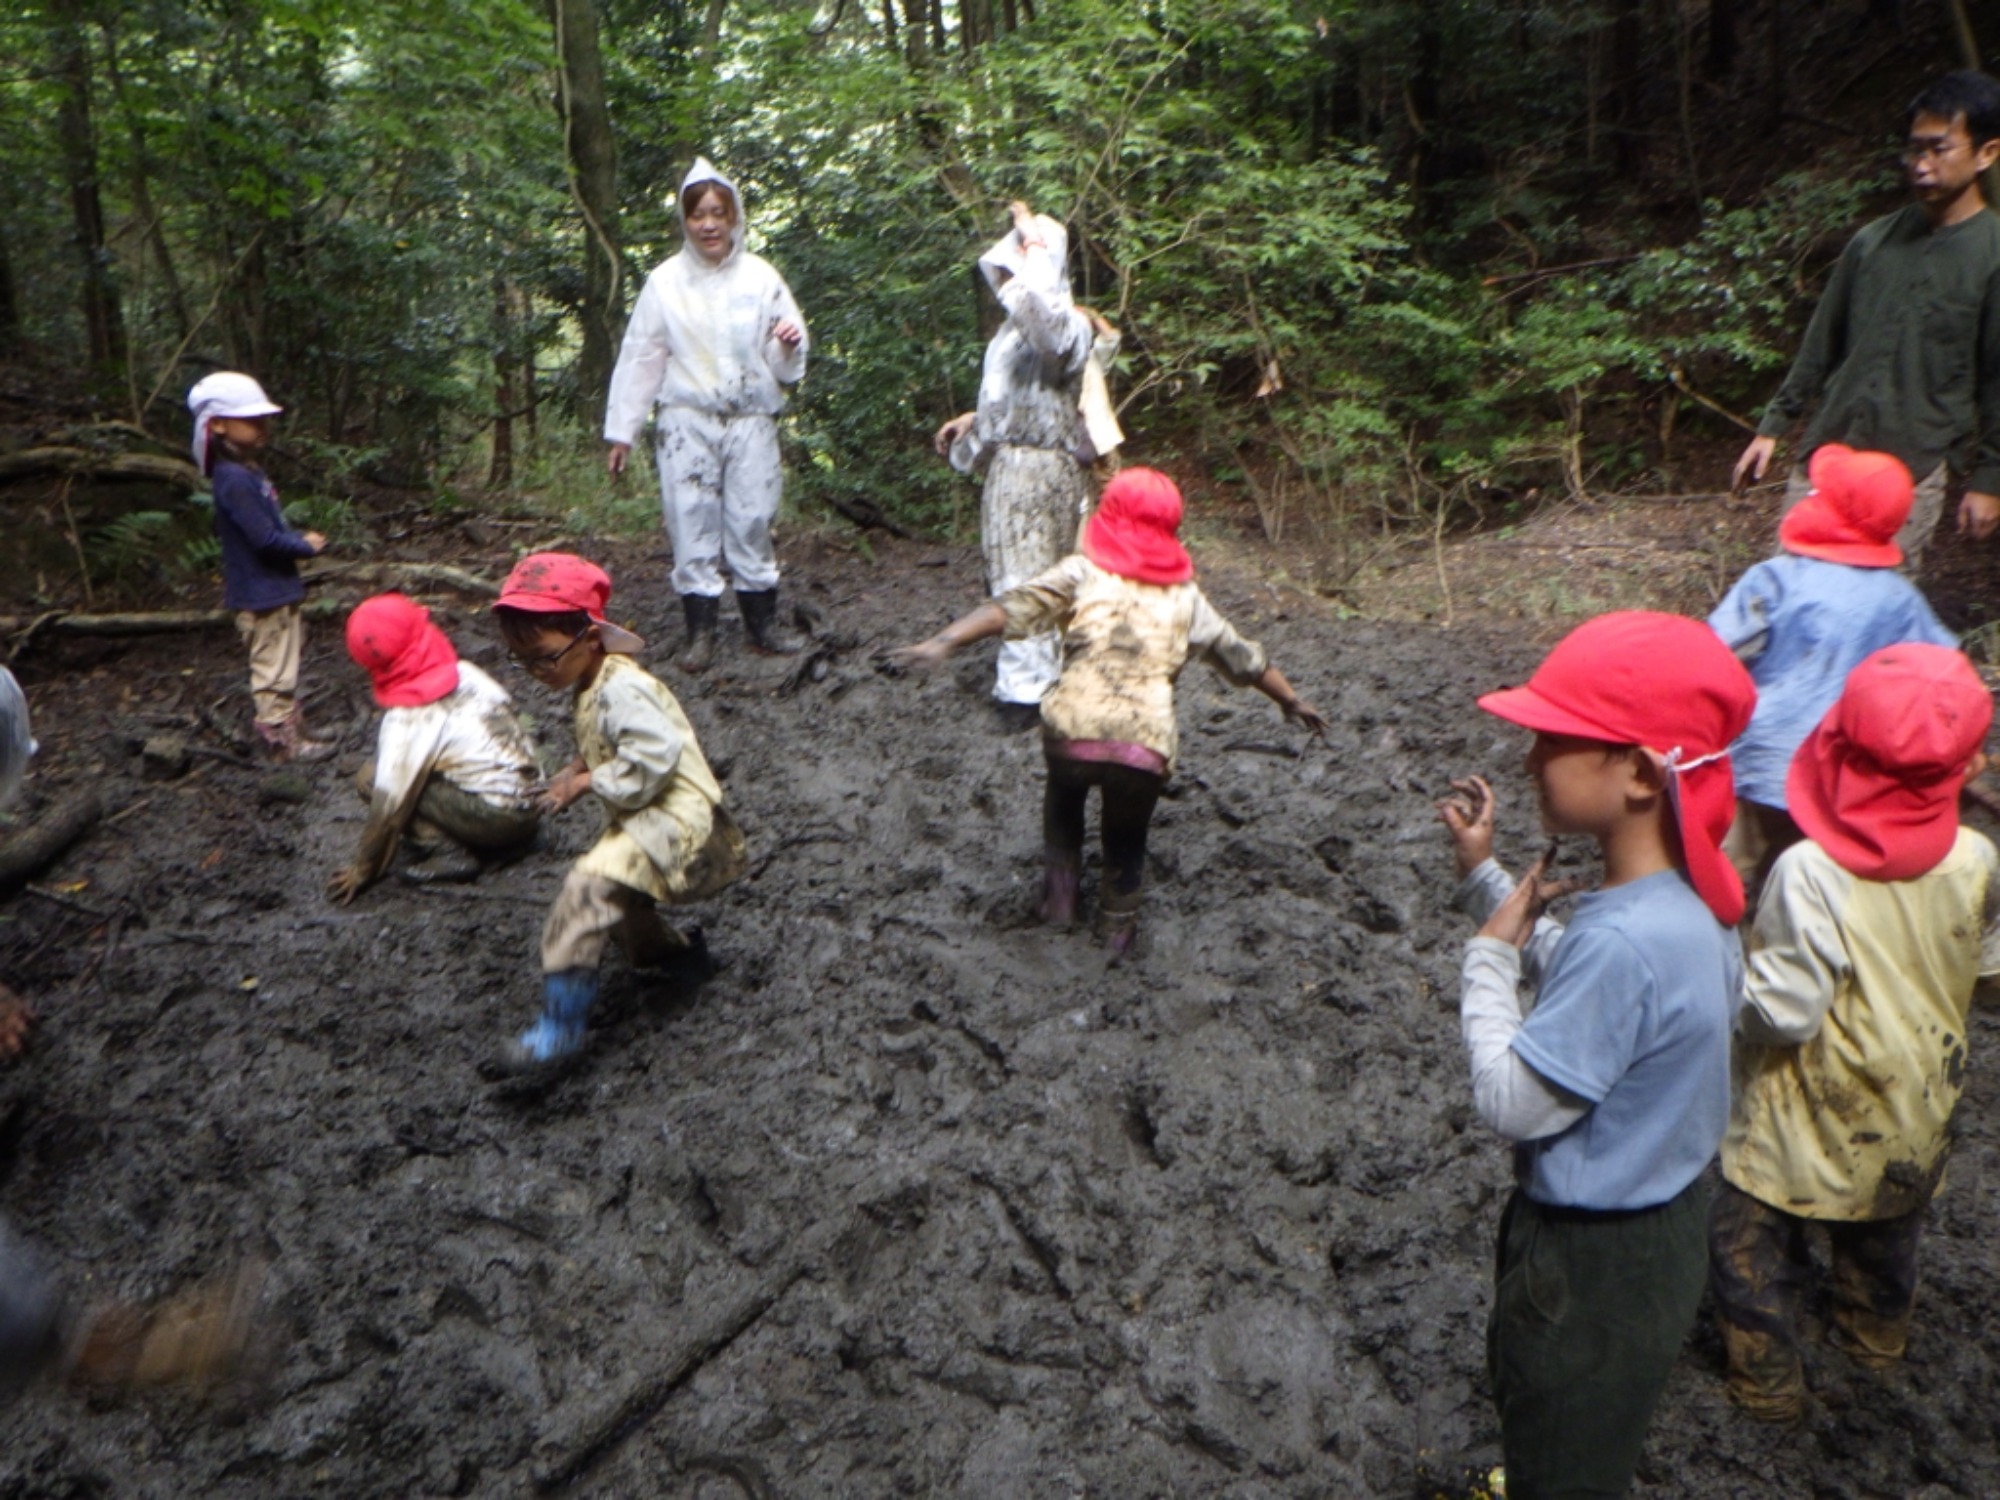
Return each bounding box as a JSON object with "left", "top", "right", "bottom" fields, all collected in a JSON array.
[
  {"left": 570, "top": 653, "right": 728, "bottom": 903},
  {"left": 211, "top": 459, "right": 314, "bottom": 612},
  {"left": 0, "top": 668, "right": 31, "bottom": 815},
  {"left": 367, "top": 662, "right": 539, "bottom": 820},
  {"left": 1723, "top": 828, "right": 2000, "bottom": 1220},
  {"left": 950, "top": 219, "right": 1091, "bottom": 474},
  {"left": 603, "top": 158, "right": 807, "bottom": 443},
  {"left": 999, "top": 555, "right": 1267, "bottom": 769}
]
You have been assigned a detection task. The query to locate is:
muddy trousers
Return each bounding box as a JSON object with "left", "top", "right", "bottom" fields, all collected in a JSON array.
[
  {"left": 655, "top": 408, "right": 782, "bottom": 597},
  {"left": 1707, "top": 1182, "right": 1924, "bottom": 1419},
  {"left": 1042, "top": 755, "right": 1164, "bottom": 901},
  {"left": 236, "top": 603, "right": 304, "bottom": 727},
  {"left": 1722, "top": 800, "right": 1803, "bottom": 919},
  {"left": 982, "top": 444, "right": 1090, "bottom": 705},
  {"left": 353, "top": 764, "right": 539, "bottom": 854},
  {"left": 540, "top": 870, "right": 690, "bottom": 974},
  {"left": 1487, "top": 1180, "right": 1708, "bottom": 1500}
]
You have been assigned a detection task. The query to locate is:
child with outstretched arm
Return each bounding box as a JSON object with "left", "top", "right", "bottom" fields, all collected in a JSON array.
[
  {"left": 1709, "top": 444, "right": 1955, "bottom": 904},
  {"left": 186, "top": 373, "right": 332, "bottom": 763},
  {"left": 328, "top": 594, "right": 542, "bottom": 902},
  {"left": 1710, "top": 644, "right": 2000, "bottom": 1423},
  {"left": 888, "top": 467, "right": 1324, "bottom": 953},
  {"left": 1436, "top": 611, "right": 1756, "bottom": 1499},
  {"left": 489, "top": 554, "right": 746, "bottom": 1071}
]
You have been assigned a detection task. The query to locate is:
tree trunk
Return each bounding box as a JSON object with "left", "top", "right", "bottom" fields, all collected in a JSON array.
[
  {"left": 490, "top": 277, "right": 516, "bottom": 489},
  {"left": 51, "top": 6, "right": 126, "bottom": 381},
  {"left": 1705, "top": 0, "right": 1738, "bottom": 76},
  {"left": 0, "top": 227, "right": 18, "bottom": 355},
  {"left": 101, "top": 20, "right": 191, "bottom": 343},
  {"left": 550, "top": 0, "right": 622, "bottom": 430}
]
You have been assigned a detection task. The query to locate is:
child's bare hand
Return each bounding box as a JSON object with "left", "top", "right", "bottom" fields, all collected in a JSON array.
[
  {"left": 1284, "top": 697, "right": 1328, "bottom": 737},
  {"left": 1435, "top": 775, "right": 1496, "bottom": 877},
  {"left": 302, "top": 531, "right": 328, "bottom": 554},
  {"left": 1477, "top": 849, "right": 1580, "bottom": 949},
  {"left": 933, "top": 412, "right": 974, "bottom": 456},
  {"left": 882, "top": 639, "right": 952, "bottom": 674},
  {"left": 0, "top": 984, "right": 34, "bottom": 1061},
  {"left": 535, "top": 765, "right": 592, "bottom": 816},
  {"left": 771, "top": 318, "right": 804, "bottom": 349},
  {"left": 326, "top": 865, "right": 367, "bottom": 906}
]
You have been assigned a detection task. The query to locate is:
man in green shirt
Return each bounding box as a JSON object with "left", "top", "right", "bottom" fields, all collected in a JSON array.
[{"left": 1733, "top": 71, "right": 2000, "bottom": 571}]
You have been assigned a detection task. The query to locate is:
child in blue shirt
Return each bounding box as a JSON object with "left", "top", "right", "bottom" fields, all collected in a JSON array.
[
  {"left": 1438, "top": 611, "right": 1756, "bottom": 1499},
  {"left": 1709, "top": 444, "right": 1954, "bottom": 903},
  {"left": 188, "top": 372, "right": 332, "bottom": 763}
]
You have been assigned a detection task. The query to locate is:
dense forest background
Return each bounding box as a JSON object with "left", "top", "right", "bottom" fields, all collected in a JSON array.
[{"left": 0, "top": 0, "right": 1986, "bottom": 588}]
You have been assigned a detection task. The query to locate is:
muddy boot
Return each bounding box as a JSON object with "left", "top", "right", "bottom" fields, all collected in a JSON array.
[
  {"left": 1095, "top": 884, "right": 1143, "bottom": 960},
  {"left": 257, "top": 711, "right": 335, "bottom": 765},
  {"left": 678, "top": 594, "right": 720, "bottom": 674},
  {"left": 400, "top": 836, "right": 481, "bottom": 885},
  {"left": 738, "top": 590, "right": 805, "bottom": 656},
  {"left": 1040, "top": 847, "right": 1081, "bottom": 927},
  {"left": 494, "top": 968, "right": 598, "bottom": 1073}
]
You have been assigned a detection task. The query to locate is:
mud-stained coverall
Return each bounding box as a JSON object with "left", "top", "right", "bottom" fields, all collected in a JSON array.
[
  {"left": 604, "top": 158, "right": 808, "bottom": 598},
  {"left": 1711, "top": 827, "right": 2000, "bottom": 1415},
  {"left": 949, "top": 218, "right": 1092, "bottom": 706},
  {"left": 541, "top": 654, "right": 745, "bottom": 973}
]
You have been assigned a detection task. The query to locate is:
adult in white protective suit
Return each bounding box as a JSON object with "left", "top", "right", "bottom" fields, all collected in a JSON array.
[
  {"left": 933, "top": 200, "right": 1093, "bottom": 718},
  {"left": 605, "top": 158, "right": 809, "bottom": 672}
]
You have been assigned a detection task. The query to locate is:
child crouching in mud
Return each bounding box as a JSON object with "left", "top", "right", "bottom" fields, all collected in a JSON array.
[
  {"left": 328, "top": 593, "right": 542, "bottom": 902},
  {"left": 888, "top": 467, "right": 1325, "bottom": 953},
  {"left": 1436, "top": 611, "right": 1755, "bottom": 1499},
  {"left": 490, "top": 554, "right": 746, "bottom": 1071}
]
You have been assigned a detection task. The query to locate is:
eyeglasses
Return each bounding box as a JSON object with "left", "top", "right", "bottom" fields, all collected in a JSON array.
[
  {"left": 507, "top": 628, "right": 588, "bottom": 672},
  {"left": 1901, "top": 138, "right": 1968, "bottom": 163}
]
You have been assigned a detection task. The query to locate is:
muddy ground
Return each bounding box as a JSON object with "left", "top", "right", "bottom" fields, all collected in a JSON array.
[{"left": 3, "top": 526, "right": 2000, "bottom": 1499}]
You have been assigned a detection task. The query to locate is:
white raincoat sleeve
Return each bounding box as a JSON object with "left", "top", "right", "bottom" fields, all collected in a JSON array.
[
  {"left": 761, "top": 274, "right": 809, "bottom": 386},
  {"left": 605, "top": 276, "right": 673, "bottom": 446},
  {"left": 997, "top": 243, "right": 1090, "bottom": 364}
]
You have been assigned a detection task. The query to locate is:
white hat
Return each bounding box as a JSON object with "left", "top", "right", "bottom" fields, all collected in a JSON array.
[{"left": 188, "top": 372, "right": 282, "bottom": 473}]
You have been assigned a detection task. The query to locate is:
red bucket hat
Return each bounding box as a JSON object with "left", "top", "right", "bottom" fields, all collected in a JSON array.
[
  {"left": 493, "top": 552, "right": 645, "bottom": 653},
  {"left": 1777, "top": 444, "right": 1913, "bottom": 569},
  {"left": 1787, "top": 644, "right": 1991, "bottom": 881},
  {"left": 345, "top": 593, "right": 460, "bottom": 708},
  {"left": 1081, "top": 467, "right": 1195, "bottom": 586},
  {"left": 1478, "top": 611, "right": 1758, "bottom": 924}
]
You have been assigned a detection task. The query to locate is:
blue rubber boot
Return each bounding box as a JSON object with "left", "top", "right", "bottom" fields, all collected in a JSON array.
[{"left": 502, "top": 969, "right": 598, "bottom": 1071}]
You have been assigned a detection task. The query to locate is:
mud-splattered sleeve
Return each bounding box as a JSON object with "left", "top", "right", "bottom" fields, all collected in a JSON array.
[
  {"left": 1739, "top": 847, "right": 1849, "bottom": 1045},
  {"left": 998, "top": 555, "right": 1087, "bottom": 639},
  {"left": 589, "top": 675, "right": 684, "bottom": 812},
  {"left": 1978, "top": 838, "right": 2000, "bottom": 979},
  {"left": 762, "top": 267, "right": 808, "bottom": 385},
  {"left": 604, "top": 276, "right": 672, "bottom": 445},
  {"left": 1186, "top": 589, "right": 1269, "bottom": 686},
  {"left": 370, "top": 705, "right": 448, "bottom": 821}
]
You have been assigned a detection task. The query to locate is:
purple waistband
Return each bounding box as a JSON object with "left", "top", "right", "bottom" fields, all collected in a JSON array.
[{"left": 1045, "top": 737, "right": 1170, "bottom": 777}]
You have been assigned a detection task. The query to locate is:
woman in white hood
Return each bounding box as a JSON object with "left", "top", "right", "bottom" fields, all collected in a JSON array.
[
  {"left": 933, "top": 200, "right": 1094, "bottom": 719},
  {"left": 605, "top": 158, "right": 809, "bottom": 671}
]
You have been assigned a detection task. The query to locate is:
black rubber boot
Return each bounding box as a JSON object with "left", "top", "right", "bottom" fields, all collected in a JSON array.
[
  {"left": 678, "top": 594, "right": 720, "bottom": 674},
  {"left": 738, "top": 590, "right": 806, "bottom": 656}
]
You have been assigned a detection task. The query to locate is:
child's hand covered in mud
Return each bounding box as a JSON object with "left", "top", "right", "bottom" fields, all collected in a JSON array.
[
  {"left": 1435, "top": 775, "right": 1496, "bottom": 877},
  {"left": 326, "top": 864, "right": 368, "bottom": 906},
  {"left": 881, "top": 637, "right": 954, "bottom": 674},
  {"left": 1477, "top": 846, "right": 1580, "bottom": 949},
  {"left": 1284, "top": 697, "right": 1329, "bottom": 738},
  {"left": 535, "top": 761, "right": 593, "bottom": 816}
]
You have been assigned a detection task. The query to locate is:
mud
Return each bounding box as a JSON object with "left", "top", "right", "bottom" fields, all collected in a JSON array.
[{"left": 3, "top": 532, "right": 1999, "bottom": 1498}]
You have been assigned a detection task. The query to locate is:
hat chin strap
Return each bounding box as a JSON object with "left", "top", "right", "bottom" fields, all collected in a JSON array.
[{"left": 1660, "top": 745, "right": 1728, "bottom": 774}]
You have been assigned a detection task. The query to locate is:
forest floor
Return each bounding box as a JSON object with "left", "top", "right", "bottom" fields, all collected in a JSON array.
[{"left": 5, "top": 480, "right": 2000, "bottom": 1499}]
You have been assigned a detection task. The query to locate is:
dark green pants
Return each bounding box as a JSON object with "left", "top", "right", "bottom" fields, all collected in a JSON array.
[{"left": 1488, "top": 1180, "right": 1709, "bottom": 1499}]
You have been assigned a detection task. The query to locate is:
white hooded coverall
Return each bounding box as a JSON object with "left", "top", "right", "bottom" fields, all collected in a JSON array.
[
  {"left": 948, "top": 218, "right": 1093, "bottom": 705},
  {"left": 604, "top": 158, "right": 809, "bottom": 598}
]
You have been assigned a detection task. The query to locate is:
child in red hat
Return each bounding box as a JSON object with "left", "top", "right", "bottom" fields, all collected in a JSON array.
[
  {"left": 328, "top": 593, "right": 542, "bottom": 903},
  {"left": 1436, "top": 610, "right": 1756, "bottom": 1497},
  {"left": 1709, "top": 444, "right": 1954, "bottom": 905},
  {"left": 490, "top": 554, "right": 746, "bottom": 1069},
  {"left": 1710, "top": 643, "right": 1999, "bottom": 1423},
  {"left": 888, "top": 467, "right": 1325, "bottom": 952}
]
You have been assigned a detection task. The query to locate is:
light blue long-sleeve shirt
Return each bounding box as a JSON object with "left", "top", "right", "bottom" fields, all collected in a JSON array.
[{"left": 1709, "top": 553, "right": 1956, "bottom": 808}]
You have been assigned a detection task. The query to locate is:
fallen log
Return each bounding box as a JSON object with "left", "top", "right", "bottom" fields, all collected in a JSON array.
[
  {"left": 0, "top": 791, "right": 103, "bottom": 891},
  {"left": 1, "top": 598, "right": 343, "bottom": 645},
  {"left": 0, "top": 446, "right": 201, "bottom": 489},
  {"left": 300, "top": 560, "right": 499, "bottom": 597}
]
